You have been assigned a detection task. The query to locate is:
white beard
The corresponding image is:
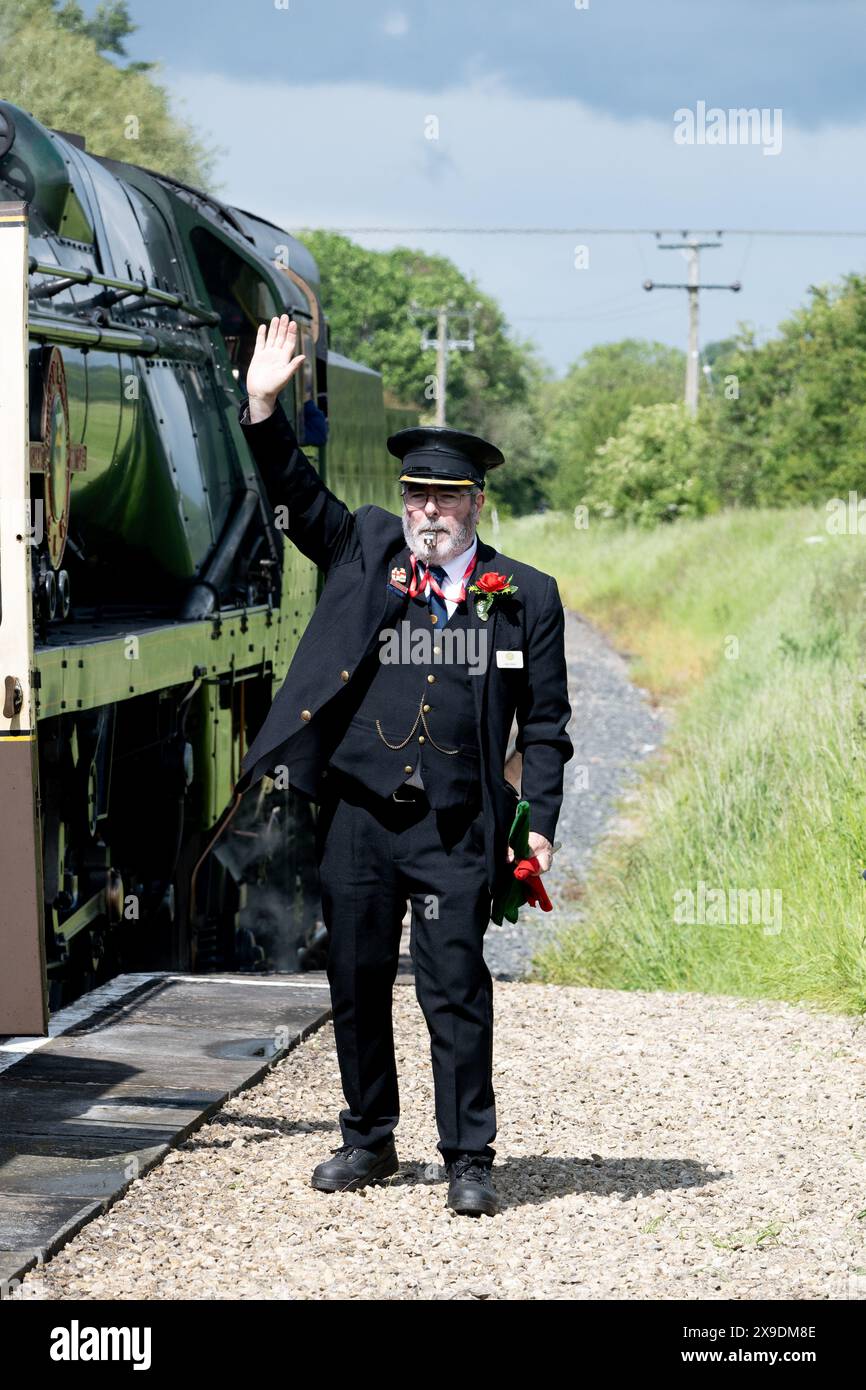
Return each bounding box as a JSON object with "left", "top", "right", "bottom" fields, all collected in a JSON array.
[{"left": 401, "top": 507, "right": 479, "bottom": 565}]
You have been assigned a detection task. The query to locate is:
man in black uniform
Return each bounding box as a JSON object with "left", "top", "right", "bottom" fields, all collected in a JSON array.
[{"left": 235, "top": 316, "right": 573, "bottom": 1217}]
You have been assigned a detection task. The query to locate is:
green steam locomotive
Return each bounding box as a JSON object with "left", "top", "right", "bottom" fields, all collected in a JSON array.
[{"left": 0, "top": 99, "right": 413, "bottom": 1033}]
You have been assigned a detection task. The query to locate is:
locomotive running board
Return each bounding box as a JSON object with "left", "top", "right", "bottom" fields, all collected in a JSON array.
[{"left": 0, "top": 202, "right": 48, "bottom": 1034}]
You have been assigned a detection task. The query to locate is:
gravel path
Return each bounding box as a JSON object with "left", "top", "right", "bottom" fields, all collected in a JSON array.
[
  {"left": 17, "top": 983, "right": 866, "bottom": 1301},
  {"left": 480, "top": 608, "right": 666, "bottom": 980},
  {"left": 13, "top": 609, "right": 865, "bottom": 1301}
]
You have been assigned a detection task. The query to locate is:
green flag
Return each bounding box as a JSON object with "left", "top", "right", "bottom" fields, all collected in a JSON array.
[{"left": 490, "top": 798, "right": 532, "bottom": 926}]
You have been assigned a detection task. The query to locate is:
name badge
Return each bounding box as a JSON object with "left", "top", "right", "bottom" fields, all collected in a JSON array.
[{"left": 496, "top": 650, "right": 524, "bottom": 669}]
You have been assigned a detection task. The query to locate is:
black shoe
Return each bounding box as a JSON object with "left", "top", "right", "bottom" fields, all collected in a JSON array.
[
  {"left": 311, "top": 1139, "right": 399, "bottom": 1192},
  {"left": 446, "top": 1155, "right": 500, "bottom": 1217}
]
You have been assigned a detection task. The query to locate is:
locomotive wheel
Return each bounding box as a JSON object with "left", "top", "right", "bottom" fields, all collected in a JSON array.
[
  {"left": 57, "top": 568, "right": 71, "bottom": 619},
  {"left": 40, "top": 569, "right": 57, "bottom": 621}
]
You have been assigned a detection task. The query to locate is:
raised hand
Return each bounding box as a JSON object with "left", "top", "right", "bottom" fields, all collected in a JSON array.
[{"left": 246, "top": 314, "right": 306, "bottom": 421}]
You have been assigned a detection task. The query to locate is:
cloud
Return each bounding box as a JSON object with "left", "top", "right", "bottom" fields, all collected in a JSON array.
[
  {"left": 168, "top": 68, "right": 866, "bottom": 373},
  {"left": 120, "top": 0, "right": 866, "bottom": 129},
  {"left": 382, "top": 10, "right": 409, "bottom": 39}
]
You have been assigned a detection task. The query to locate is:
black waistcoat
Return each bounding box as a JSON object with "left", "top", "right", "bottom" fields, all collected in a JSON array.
[{"left": 326, "top": 587, "right": 483, "bottom": 808}]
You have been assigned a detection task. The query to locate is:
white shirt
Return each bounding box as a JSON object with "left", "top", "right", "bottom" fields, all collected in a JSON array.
[{"left": 425, "top": 538, "right": 478, "bottom": 618}]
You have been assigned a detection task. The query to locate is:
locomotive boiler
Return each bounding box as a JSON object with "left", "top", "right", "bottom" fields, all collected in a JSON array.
[{"left": 0, "top": 99, "right": 413, "bottom": 1032}]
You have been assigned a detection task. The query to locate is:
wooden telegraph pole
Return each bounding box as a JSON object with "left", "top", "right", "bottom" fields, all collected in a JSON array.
[
  {"left": 410, "top": 302, "right": 479, "bottom": 426},
  {"left": 643, "top": 236, "right": 741, "bottom": 414}
]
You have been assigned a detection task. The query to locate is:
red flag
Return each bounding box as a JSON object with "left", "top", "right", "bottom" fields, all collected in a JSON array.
[{"left": 512, "top": 855, "right": 553, "bottom": 912}]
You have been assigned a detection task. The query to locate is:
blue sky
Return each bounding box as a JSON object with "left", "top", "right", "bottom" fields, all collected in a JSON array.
[{"left": 95, "top": 0, "right": 866, "bottom": 374}]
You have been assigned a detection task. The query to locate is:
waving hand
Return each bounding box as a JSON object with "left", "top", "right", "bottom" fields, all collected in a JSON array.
[{"left": 246, "top": 314, "right": 306, "bottom": 422}]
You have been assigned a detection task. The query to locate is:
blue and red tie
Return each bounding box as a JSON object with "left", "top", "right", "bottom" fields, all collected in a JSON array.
[
  {"left": 425, "top": 564, "right": 449, "bottom": 626},
  {"left": 408, "top": 554, "right": 450, "bottom": 625}
]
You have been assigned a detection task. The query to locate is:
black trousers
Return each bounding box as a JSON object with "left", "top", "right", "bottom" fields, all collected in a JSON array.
[{"left": 314, "top": 769, "right": 496, "bottom": 1166}]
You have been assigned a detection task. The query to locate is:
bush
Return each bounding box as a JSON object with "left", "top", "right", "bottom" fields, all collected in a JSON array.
[
  {"left": 541, "top": 340, "right": 686, "bottom": 509},
  {"left": 582, "top": 401, "right": 715, "bottom": 526}
]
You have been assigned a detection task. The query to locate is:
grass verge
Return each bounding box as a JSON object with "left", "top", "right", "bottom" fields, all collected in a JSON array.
[{"left": 495, "top": 507, "right": 866, "bottom": 1012}]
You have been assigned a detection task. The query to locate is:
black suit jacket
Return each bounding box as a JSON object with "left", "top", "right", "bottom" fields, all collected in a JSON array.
[{"left": 234, "top": 399, "right": 574, "bottom": 899}]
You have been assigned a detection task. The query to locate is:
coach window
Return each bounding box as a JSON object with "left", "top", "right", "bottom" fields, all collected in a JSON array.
[
  {"left": 295, "top": 321, "right": 317, "bottom": 428},
  {"left": 273, "top": 264, "right": 322, "bottom": 422},
  {"left": 299, "top": 324, "right": 316, "bottom": 403}
]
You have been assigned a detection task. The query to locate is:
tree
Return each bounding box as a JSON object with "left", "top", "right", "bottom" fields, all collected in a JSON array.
[
  {"left": 55, "top": 0, "right": 153, "bottom": 68},
  {"left": 299, "top": 230, "right": 550, "bottom": 513},
  {"left": 583, "top": 401, "right": 713, "bottom": 527},
  {"left": 539, "top": 339, "right": 686, "bottom": 509},
  {"left": 299, "top": 231, "right": 532, "bottom": 417},
  {"left": 0, "top": 0, "right": 219, "bottom": 185},
  {"left": 705, "top": 274, "right": 866, "bottom": 507},
  {"left": 701, "top": 336, "right": 738, "bottom": 369}
]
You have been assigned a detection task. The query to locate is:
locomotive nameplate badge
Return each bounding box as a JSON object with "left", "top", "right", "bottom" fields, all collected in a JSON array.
[{"left": 28, "top": 346, "right": 87, "bottom": 569}]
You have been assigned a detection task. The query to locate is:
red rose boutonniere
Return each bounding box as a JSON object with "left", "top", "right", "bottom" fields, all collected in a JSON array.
[{"left": 468, "top": 571, "right": 518, "bottom": 621}]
